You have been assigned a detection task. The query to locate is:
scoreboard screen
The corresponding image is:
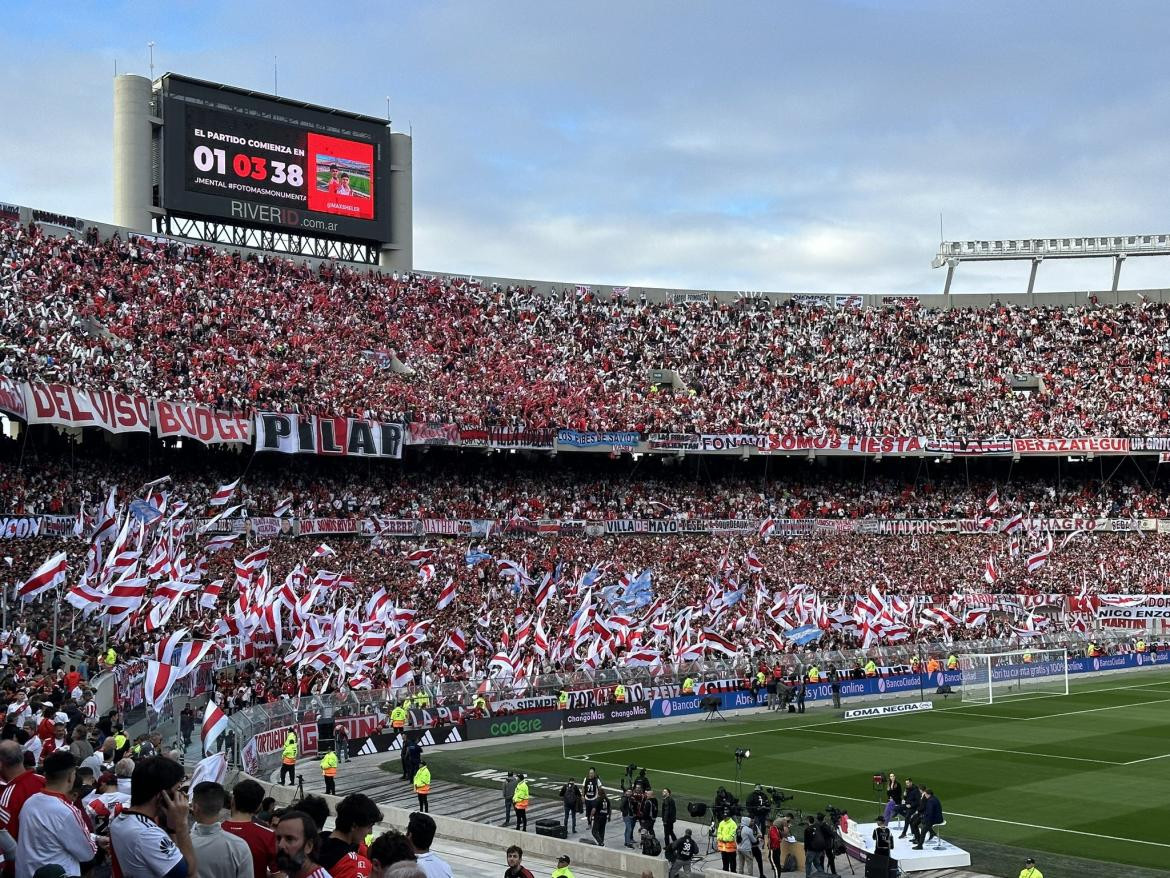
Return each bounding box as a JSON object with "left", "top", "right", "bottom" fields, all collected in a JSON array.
[{"left": 160, "top": 75, "right": 391, "bottom": 242}]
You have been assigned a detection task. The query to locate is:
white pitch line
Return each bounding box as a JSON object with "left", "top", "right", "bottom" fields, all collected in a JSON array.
[
  {"left": 792, "top": 727, "right": 1124, "bottom": 766},
  {"left": 580, "top": 758, "right": 1170, "bottom": 850},
  {"left": 1122, "top": 751, "right": 1170, "bottom": 766},
  {"left": 1019, "top": 695, "right": 1170, "bottom": 721},
  {"left": 578, "top": 675, "right": 1170, "bottom": 758}
]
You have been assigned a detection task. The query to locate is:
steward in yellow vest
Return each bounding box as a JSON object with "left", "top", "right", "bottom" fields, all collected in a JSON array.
[
  {"left": 321, "top": 749, "right": 338, "bottom": 795},
  {"left": 413, "top": 760, "right": 432, "bottom": 812},
  {"left": 280, "top": 732, "right": 298, "bottom": 786}
]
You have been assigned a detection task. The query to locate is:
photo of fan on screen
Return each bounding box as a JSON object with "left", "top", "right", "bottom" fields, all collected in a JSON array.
[
  {"left": 305, "top": 132, "right": 375, "bottom": 220},
  {"left": 316, "top": 158, "right": 371, "bottom": 197}
]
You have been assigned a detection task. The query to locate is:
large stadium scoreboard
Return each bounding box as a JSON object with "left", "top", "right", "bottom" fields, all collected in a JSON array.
[{"left": 157, "top": 75, "right": 392, "bottom": 243}]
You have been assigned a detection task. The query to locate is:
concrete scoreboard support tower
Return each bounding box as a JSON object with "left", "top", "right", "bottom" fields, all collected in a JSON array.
[{"left": 112, "top": 73, "right": 411, "bottom": 269}]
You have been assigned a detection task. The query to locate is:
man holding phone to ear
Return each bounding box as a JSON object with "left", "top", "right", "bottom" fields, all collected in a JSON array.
[{"left": 109, "top": 756, "right": 198, "bottom": 878}]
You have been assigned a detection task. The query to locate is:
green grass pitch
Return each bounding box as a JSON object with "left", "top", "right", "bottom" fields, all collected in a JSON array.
[{"left": 424, "top": 668, "right": 1170, "bottom": 877}]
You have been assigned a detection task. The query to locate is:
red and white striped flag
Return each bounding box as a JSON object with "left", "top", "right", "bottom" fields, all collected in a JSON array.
[
  {"left": 390, "top": 658, "right": 414, "bottom": 688},
  {"left": 18, "top": 551, "right": 68, "bottom": 601},
  {"left": 154, "top": 628, "right": 190, "bottom": 664},
  {"left": 273, "top": 496, "right": 293, "bottom": 518},
  {"left": 312, "top": 543, "right": 336, "bottom": 559},
  {"left": 208, "top": 479, "right": 240, "bottom": 507},
  {"left": 986, "top": 488, "right": 1000, "bottom": 513},
  {"left": 443, "top": 628, "right": 467, "bottom": 653},
  {"left": 983, "top": 554, "right": 999, "bottom": 584},
  {"left": 201, "top": 699, "right": 230, "bottom": 755},
  {"left": 405, "top": 548, "right": 436, "bottom": 566},
  {"left": 435, "top": 577, "right": 457, "bottom": 611},
  {"left": 204, "top": 532, "right": 241, "bottom": 554},
  {"left": 758, "top": 517, "right": 776, "bottom": 541},
  {"left": 144, "top": 661, "right": 179, "bottom": 712},
  {"left": 1001, "top": 513, "right": 1024, "bottom": 534}
]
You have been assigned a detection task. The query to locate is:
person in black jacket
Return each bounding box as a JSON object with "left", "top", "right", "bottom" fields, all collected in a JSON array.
[
  {"left": 660, "top": 788, "right": 678, "bottom": 845},
  {"left": 817, "top": 812, "right": 839, "bottom": 875},
  {"left": 640, "top": 788, "right": 659, "bottom": 836},
  {"left": 668, "top": 829, "right": 699, "bottom": 877},
  {"left": 592, "top": 790, "right": 611, "bottom": 847},
  {"left": 804, "top": 815, "right": 826, "bottom": 874},
  {"left": 912, "top": 789, "right": 943, "bottom": 849},
  {"left": 896, "top": 778, "right": 921, "bottom": 837},
  {"left": 559, "top": 778, "right": 582, "bottom": 833}
]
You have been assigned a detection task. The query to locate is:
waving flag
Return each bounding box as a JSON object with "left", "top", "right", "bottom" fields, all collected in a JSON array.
[
  {"left": 144, "top": 661, "right": 179, "bottom": 712},
  {"left": 983, "top": 554, "right": 999, "bottom": 584},
  {"left": 209, "top": 479, "right": 240, "bottom": 507},
  {"left": 273, "top": 496, "right": 294, "bottom": 518},
  {"left": 17, "top": 551, "right": 68, "bottom": 601},
  {"left": 986, "top": 488, "right": 1001, "bottom": 513},
  {"left": 390, "top": 658, "right": 414, "bottom": 688},
  {"left": 204, "top": 532, "right": 242, "bottom": 554},
  {"left": 405, "top": 548, "right": 436, "bottom": 566},
  {"left": 758, "top": 517, "right": 776, "bottom": 541},
  {"left": 443, "top": 628, "right": 467, "bottom": 653},
  {"left": 435, "top": 577, "right": 457, "bottom": 611},
  {"left": 154, "top": 628, "right": 190, "bottom": 664},
  {"left": 199, "top": 504, "right": 241, "bottom": 534},
  {"left": 201, "top": 699, "right": 230, "bottom": 755},
  {"left": 312, "top": 543, "right": 337, "bottom": 559}
]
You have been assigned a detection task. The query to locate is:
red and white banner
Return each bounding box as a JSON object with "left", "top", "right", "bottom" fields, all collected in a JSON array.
[
  {"left": 1094, "top": 595, "right": 1170, "bottom": 620},
  {"left": 1012, "top": 437, "right": 1131, "bottom": 455},
  {"left": 255, "top": 413, "right": 403, "bottom": 459},
  {"left": 24, "top": 383, "right": 150, "bottom": 433},
  {"left": 0, "top": 377, "right": 26, "bottom": 420},
  {"left": 406, "top": 422, "right": 460, "bottom": 445},
  {"left": 154, "top": 400, "right": 251, "bottom": 445}
]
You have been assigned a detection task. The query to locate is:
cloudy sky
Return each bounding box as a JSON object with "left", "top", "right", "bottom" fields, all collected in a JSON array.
[{"left": 2, "top": 0, "right": 1169, "bottom": 294}]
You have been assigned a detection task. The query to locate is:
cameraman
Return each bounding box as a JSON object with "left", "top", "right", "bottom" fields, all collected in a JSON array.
[
  {"left": 746, "top": 785, "right": 770, "bottom": 837},
  {"left": 713, "top": 786, "right": 734, "bottom": 821}
]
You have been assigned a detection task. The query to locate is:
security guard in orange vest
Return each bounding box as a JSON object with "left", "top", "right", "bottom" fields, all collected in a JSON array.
[
  {"left": 413, "top": 759, "right": 432, "bottom": 813},
  {"left": 391, "top": 702, "right": 408, "bottom": 730},
  {"left": 614, "top": 683, "right": 627, "bottom": 703},
  {"left": 926, "top": 656, "right": 940, "bottom": 674},
  {"left": 320, "top": 747, "right": 338, "bottom": 795}
]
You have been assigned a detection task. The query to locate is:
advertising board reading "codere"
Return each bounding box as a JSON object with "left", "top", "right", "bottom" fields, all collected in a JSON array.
[{"left": 159, "top": 75, "right": 392, "bottom": 242}]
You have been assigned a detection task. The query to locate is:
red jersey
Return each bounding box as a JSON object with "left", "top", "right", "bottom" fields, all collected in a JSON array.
[
  {"left": 222, "top": 819, "right": 277, "bottom": 878},
  {"left": 329, "top": 851, "right": 374, "bottom": 878},
  {"left": 0, "top": 770, "right": 47, "bottom": 838}
]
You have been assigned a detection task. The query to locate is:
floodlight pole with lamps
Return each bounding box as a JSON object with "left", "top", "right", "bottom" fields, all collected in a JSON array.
[{"left": 734, "top": 748, "right": 750, "bottom": 800}]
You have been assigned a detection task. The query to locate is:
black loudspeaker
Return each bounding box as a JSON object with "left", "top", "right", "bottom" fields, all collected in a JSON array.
[
  {"left": 865, "top": 854, "right": 898, "bottom": 878},
  {"left": 687, "top": 802, "right": 708, "bottom": 818},
  {"left": 317, "top": 719, "right": 336, "bottom": 752},
  {"left": 535, "top": 819, "right": 567, "bottom": 839},
  {"left": 700, "top": 696, "right": 721, "bottom": 711}
]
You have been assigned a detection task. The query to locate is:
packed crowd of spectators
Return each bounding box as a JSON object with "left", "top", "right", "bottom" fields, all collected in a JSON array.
[
  {"left": 6, "top": 219, "right": 1170, "bottom": 434},
  {"left": 3, "top": 441, "right": 1168, "bottom": 522}
]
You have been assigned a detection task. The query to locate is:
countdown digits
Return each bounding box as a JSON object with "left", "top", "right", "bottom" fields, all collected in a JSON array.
[{"left": 192, "top": 145, "right": 303, "bottom": 187}]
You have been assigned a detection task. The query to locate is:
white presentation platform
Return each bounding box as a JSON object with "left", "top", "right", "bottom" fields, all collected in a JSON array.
[{"left": 839, "top": 819, "right": 972, "bottom": 873}]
